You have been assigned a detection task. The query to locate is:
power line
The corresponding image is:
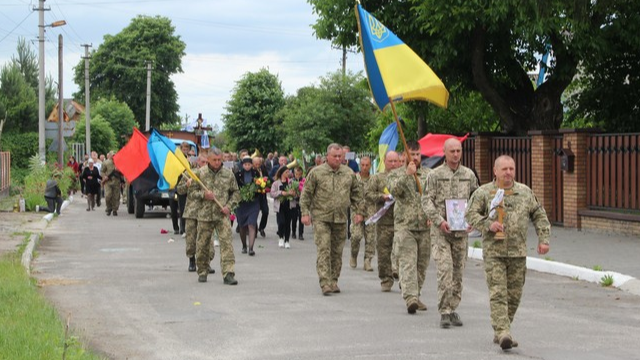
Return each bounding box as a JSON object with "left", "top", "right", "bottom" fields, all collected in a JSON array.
[{"left": 0, "top": 11, "right": 33, "bottom": 44}]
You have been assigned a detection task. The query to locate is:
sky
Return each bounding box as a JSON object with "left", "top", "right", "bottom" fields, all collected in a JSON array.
[{"left": 0, "top": 0, "right": 365, "bottom": 131}]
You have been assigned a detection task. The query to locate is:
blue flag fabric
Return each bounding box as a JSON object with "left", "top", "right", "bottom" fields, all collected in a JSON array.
[{"left": 378, "top": 122, "right": 399, "bottom": 172}]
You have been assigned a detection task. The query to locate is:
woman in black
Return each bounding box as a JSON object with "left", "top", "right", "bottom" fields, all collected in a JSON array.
[
  {"left": 234, "top": 156, "right": 261, "bottom": 256},
  {"left": 82, "top": 159, "right": 102, "bottom": 211},
  {"left": 270, "top": 166, "right": 296, "bottom": 249}
]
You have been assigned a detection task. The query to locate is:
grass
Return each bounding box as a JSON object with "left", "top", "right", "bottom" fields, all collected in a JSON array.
[
  {"left": 0, "top": 248, "right": 104, "bottom": 360},
  {"left": 592, "top": 265, "right": 603, "bottom": 271},
  {"left": 472, "top": 240, "right": 482, "bottom": 249},
  {"left": 600, "top": 274, "right": 615, "bottom": 287}
]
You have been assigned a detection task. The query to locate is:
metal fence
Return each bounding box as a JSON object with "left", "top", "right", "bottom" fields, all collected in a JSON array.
[
  {"left": 0, "top": 151, "right": 10, "bottom": 196},
  {"left": 489, "top": 136, "right": 532, "bottom": 187},
  {"left": 587, "top": 133, "right": 640, "bottom": 212}
]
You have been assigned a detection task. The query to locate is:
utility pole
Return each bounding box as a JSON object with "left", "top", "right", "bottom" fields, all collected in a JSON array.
[
  {"left": 57, "top": 34, "right": 64, "bottom": 169},
  {"left": 82, "top": 44, "right": 92, "bottom": 156},
  {"left": 145, "top": 61, "right": 152, "bottom": 131},
  {"left": 36, "top": 0, "right": 49, "bottom": 162}
]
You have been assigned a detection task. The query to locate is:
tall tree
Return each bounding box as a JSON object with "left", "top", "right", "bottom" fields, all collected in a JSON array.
[
  {"left": 309, "top": 0, "right": 633, "bottom": 134},
  {"left": 71, "top": 114, "right": 117, "bottom": 156},
  {"left": 92, "top": 98, "right": 138, "bottom": 147},
  {"left": 73, "top": 15, "right": 186, "bottom": 127},
  {"left": 281, "top": 70, "right": 376, "bottom": 152},
  {"left": 0, "top": 63, "right": 37, "bottom": 133},
  {"left": 223, "top": 68, "right": 285, "bottom": 153}
]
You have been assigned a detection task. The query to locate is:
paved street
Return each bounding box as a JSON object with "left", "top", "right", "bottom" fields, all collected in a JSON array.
[{"left": 34, "top": 199, "right": 640, "bottom": 360}]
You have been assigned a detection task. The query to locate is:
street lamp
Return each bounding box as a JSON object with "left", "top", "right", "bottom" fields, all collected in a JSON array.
[{"left": 37, "top": 0, "right": 66, "bottom": 161}]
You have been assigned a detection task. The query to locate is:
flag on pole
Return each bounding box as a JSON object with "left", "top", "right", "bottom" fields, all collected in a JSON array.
[
  {"left": 112, "top": 127, "right": 159, "bottom": 197},
  {"left": 377, "top": 122, "right": 399, "bottom": 172},
  {"left": 147, "top": 129, "right": 201, "bottom": 191},
  {"left": 418, "top": 133, "right": 469, "bottom": 157},
  {"left": 355, "top": 4, "right": 449, "bottom": 112}
]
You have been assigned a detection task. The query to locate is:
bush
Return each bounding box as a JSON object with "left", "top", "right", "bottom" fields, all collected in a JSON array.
[
  {"left": 21, "top": 154, "right": 70, "bottom": 211},
  {"left": 0, "top": 131, "right": 38, "bottom": 170}
]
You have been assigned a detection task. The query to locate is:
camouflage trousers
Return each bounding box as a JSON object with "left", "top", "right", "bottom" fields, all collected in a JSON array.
[
  {"left": 104, "top": 181, "right": 120, "bottom": 212},
  {"left": 376, "top": 224, "right": 394, "bottom": 286},
  {"left": 196, "top": 218, "right": 235, "bottom": 277},
  {"left": 185, "top": 218, "right": 213, "bottom": 259},
  {"left": 313, "top": 220, "right": 347, "bottom": 288},
  {"left": 350, "top": 220, "right": 376, "bottom": 261},
  {"left": 484, "top": 256, "right": 526, "bottom": 337},
  {"left": 431, "top": 226, "right": 468, "bottom": 314},
  {"left": 395, "top": 229, "right": 431, "bottom": 304}
]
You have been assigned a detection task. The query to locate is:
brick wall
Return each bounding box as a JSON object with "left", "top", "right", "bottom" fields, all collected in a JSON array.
[
  {"left": 580, "top": 216, "right": 640, "bottom": 237},
  {"left": 529, "top": 132, "right": 555, "bottom": 216}
]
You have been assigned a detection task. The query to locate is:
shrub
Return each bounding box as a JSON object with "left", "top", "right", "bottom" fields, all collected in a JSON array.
[{"left": 21, "top": 154, "right": 70, "bottom": 211}]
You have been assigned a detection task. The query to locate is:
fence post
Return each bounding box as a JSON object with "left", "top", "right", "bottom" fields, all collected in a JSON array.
[
  {"left": 528, "top": 130, "right": 556, "bottom": 219},
  {"left": 474, "top": 133, "right": 493, "bottom": 184},
  {"left": 560, "top": 129, "right": 598, "bottom": 228}
]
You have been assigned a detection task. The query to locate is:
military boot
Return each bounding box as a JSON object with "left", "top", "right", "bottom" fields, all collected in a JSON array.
[
  {"left": 188, "top": 257, "right": 196, "bottom": 272},
  {"left": 450, "top": 312, "right": 463, "bottom": 326},
  {"left": 440, "top": 314, "right": 451, "bottom": 328},
  {"left": 223, "top": 272, "right": 238, "bottom": 285},
  {"left": 349, "top": 256, "right": 357, "bottom": 268},
  {"left": 406, "top": 297, "right": 419, "bottom": 314},
  {"left": 499, "top": 334, "right": 513, "bottom": 350},
  {"left": 198, "top": 275, "right": 207, "bottom": 283},
  {"left": 417, "top": 299, "right": 427, "bottom": 311},
  {"left": 363, "top": 258, "right": 373, "bottom": 272}
]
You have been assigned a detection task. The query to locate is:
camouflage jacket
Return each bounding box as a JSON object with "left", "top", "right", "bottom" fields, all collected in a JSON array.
[
  {"left": 191, "top": 166, "right": 240, "bottom": 222},
  {"left": 386, "top": 165, "right": 430, "bottom": 231},
  {"left": 367, "top": 171, "right": 395, "bottom": 226},
  {"left": 351, "top": 174, "right": 376, "bottom": 219},
  {"left": 300, "top": 163, "right": 363, "bottom": 224},
  {"left": 422, "top": 164, "right": 478, "bottom": 227},
  {"left": 100, "top": 159, "right": 119, "bottom": 185},
  {"left": 465, "top": 181, "right": 550, "bottom": 257},
  {"left": 176, "top": 175, "right": 200, "bottom": 220}
]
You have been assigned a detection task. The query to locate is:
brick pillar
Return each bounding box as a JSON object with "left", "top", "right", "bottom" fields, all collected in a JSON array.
[
  {"left": 560, "top": 129, "right": 593, "bottom": 228},
  {"left": 474, "top": 134, "right": 493, "bottom": 184},
  {"left": 529, "top": 131, "right": 555, "bottom": 215}
]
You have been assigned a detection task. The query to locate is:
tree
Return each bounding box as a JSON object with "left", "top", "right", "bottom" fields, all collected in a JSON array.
[
  {"left": 92, "top": 98, "right": 138, "bottom": 147},
  {"left": 309, "top": 0, "right": 634, "bottom": 134},
  {"left": 0, "top": 63, "right": 37, "bottom": 133},
  {"left": 281, "top": 70, "right": 376, "bottom": 152},
  {"left": 73, "top": 16, "right": 186, "bottom": 127},
  {"left": 71, "top": 115, "right": 117, "bottom": 155},
  {"left": 223, "top": 68, "right": 285, "bottom": 153}
]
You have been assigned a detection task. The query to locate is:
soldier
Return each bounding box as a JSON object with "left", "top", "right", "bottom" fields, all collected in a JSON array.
[
  {"left": 466, "top": 155, "right": 550, "bottom": 350},
  {"left": 422, "top": 138, "right": 479, "bottom": 328},
  {"left": 177, "top": 155, "right": 215, "bottom": 274},
  {"left": 367, "top": 151, "right": 401, "bottom": 291},
  {"left": 191, "top": 149, "right": 240, "bottom": 284},
  {"left": 300, "top": 143, "right": 364, "bottom": 296},
  {"left": 349, "top": 156, "right": 376, "bottom": 271},
  {"left": 100, "top": 151, "right": 122, "bottom": 216},
  {"left": 387, "top": 141, "right": 431, "bottom": 314}
]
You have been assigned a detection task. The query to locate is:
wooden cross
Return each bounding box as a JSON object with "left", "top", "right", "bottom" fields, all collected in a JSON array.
[{"left": 490, "top": 179, "right": 514, "bottom": 240}]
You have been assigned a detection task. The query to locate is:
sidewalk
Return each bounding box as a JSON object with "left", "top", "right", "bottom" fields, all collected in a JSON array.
[{"left": 468, "top": 225, "right": 640, "bottom": 295}]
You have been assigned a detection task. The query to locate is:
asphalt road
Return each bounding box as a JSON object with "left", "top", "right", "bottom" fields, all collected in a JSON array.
[{"left": 34, "top": 199, "right": 640, "bottom": 360}]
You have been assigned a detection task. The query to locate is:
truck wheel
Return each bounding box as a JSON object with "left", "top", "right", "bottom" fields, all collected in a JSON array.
[{"left": 134, "top": 197, "right": 145, "bottom": 218}]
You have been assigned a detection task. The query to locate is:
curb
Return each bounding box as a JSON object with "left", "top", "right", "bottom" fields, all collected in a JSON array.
[{"left": 468, "top": 247, "right": 640, "bottom": 297}]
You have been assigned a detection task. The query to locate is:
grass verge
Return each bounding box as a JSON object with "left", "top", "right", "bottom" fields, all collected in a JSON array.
[{"left": 0, "top": 249, "right": 104, "bottom": 360}]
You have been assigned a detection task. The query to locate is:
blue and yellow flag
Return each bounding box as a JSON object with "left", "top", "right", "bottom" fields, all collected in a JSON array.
[
  {"left": 147, "top": 129, "right": 200, "bottom": 191},
  {"left": 378, "top": 122, "right": 399, "bottom": 172},
  {"left": 355, "top": 4, "right": 449, "bottom": 111}
]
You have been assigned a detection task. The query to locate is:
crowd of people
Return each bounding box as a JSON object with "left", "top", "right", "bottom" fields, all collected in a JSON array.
[{"left": 65, "top": 139, "right": 550, "bottom": 351}]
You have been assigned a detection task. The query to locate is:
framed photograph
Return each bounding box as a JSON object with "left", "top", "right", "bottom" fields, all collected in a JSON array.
[
  {"left": 345, "top": 151, "right": 356, "bottom": 160},
  {"left": 445, "top": 199, "right": 468, "bottom": 231},
  {"left": 223, "top": 161, "right": 235, "bottom": 169}
]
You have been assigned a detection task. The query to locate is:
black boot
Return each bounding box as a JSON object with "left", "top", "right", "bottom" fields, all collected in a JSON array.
[{"left": 188, "top": 257, "right": 196, "bottom": 272}]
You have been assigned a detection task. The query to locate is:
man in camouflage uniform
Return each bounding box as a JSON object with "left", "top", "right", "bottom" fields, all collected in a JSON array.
[
  {"left": 422, "top": 138, "right": 479, "bottom": 328},
  {"left": 300, "top": 143, "right": 364, "bottom": 296},
  {"left": 367, "top": 151, "right": 400, "bottom": 291},
  {"left": 466, "top": 155, "right": 550, "bottom": 350},
  {"left": 176, "top": 155, "right": 215, "bottom": 273},
  {"left": 386, "top": 141, "right": 431, "bottom": 314},
  {"left": 191, "top": 149, "right": 240, "bottom": 284},
  {"left": 100, "top": 151, "right": 121, "bottom": 216},
  {"left": 350, "top": 156, "right": 376, "bottom": 271}
]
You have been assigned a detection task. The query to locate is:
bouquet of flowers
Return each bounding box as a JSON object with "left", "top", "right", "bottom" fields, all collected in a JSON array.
[
  {"left": 297, "top": 177, "right": 306, "bottom": 193},
  {"left": 239, "top": 182, "right": 257, "bottom": 202},
  {"left": 254, "top": 176, "right": 272, "bottom": 194},
  {"left": 284, "top": 179, "right": 300, "bottom": 201}
]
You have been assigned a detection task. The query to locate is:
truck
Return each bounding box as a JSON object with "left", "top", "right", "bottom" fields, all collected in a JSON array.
[{"left": 127, "top": 139, "right": 198, "bottom": 218}]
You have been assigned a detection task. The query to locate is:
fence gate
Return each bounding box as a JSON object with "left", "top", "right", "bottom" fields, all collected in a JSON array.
[
  {"left": 551, "top": 136, "right": 564, "bottom": 225},
  {"left": 72, "top": 143, "right": 86, "bottom": 162}
]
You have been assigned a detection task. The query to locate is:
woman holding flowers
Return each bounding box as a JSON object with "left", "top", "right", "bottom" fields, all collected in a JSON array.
[
  {"left": 234, "top": 156, "right": 261, "bottom": 256},
  {"left": 291, "top": 166, "right": 306, "bottom": 240},
  {"left": 270, "top": 166, "right": 297, "bottom": 249}
]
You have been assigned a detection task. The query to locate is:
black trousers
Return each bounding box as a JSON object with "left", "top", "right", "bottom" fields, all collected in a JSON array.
[
  {"left": 44, "top": 196, "right": 63, "bottom": 214},
  {"left": 177, "top": 194, "right": 187, "bottom": 233},
  {"left": 258, "top": 194, "right": 269, "bottom": 231},
  {"left": 169, "top": 198, "right": 179, "bottom": 232},
  {"left": 291, "top": 204, "right": 303, "bottom": 236},
  {"left": 276, "top": 207, "right": 293, "bottom": 242}
]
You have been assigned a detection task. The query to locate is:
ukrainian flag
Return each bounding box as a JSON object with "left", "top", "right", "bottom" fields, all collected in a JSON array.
[
  {"left": 148, "top": 129, "right": 200, "bottom": 191},
  {"left": 378, "top": 122, "right": 399, "bottom": 172},
  {"left": 356, "top": 4, "right": 449, "bottom": 111}
]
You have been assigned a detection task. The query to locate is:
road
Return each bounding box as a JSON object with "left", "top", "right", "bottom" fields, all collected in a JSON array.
[{"left": 34, "top": 199, "right": 640, "bottom": 360}]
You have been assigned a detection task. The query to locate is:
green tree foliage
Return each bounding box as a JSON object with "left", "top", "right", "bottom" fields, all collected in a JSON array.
[
  {"left": 309, "top": 0, "right": 634, "bottom": 134},
  {"left": 223, "top": 68, "right": 285, "bottom": 153},
  {"left": 71, "top": 115, "right": 116, "bottom": 155},
  {"left": 281, "top": 70, "right": 376, "bottom": 152},
  {"left": 0, "top": 64, "right": 37, "bottom": 133},
  {"left": 564, "top": 1, "right": 640, "bottom": 132},
  {"left": 91, "top": 98, "right": 138, "bottom": 147},
  {"left": 73, "top": 16, "right": 186, "bottom": 127},
  {"left": 0, "top": 131, "right": 39, "bottom": 184}
]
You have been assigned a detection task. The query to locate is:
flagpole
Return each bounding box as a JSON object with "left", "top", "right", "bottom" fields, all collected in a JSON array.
[
  {"left": 182, "top": 172, "right": 224, "bottom": 210},
  {"left": 389, "top": 99, "right": 422, "bottom": 194}
]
